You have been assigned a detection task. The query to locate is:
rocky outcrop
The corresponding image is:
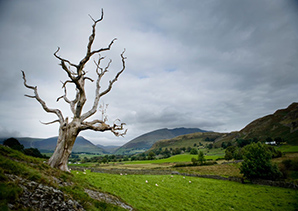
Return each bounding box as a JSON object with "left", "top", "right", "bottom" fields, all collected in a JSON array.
[
  {"left": 6, "top": 174, "right": 84, "bottom": 211},
  {"left": 85, "top": 189, "right": 134, "bottom": 211}
]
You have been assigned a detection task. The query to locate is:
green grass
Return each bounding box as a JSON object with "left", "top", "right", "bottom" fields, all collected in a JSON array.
[
  {"left": 0, "top": 145, "right": 124, "bottom": 210},
  {"left": 125, "top": 153, "right": 224, "bottom": 165},
  {"left": 277, "top": 145, "right": 298, "bottom": 153},
  {"left": 74, "top": 170, "right": 298, "bottom": 210}
]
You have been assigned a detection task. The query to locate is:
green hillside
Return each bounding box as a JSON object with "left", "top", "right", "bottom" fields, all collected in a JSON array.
[
  {"left": 150, "top": 132, "right": 224, "bottom": 151},
  {"left": 0, "top": 145, "right": 127, "bottom": 210},
  {"left": 215, "top": 102, "right": 298, "bottom": 146},
  {"left": 150, "top": 103, "right": 298, "bottom": 150},
  {"left": 115, "top": 127, "right": 208, "bottom": 155},
  {"left": 1, "top": 143, "right": 298, "bottom": 210}
]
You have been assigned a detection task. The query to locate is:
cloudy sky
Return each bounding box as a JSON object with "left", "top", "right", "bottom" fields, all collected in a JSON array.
[{"left": 0, "top": 0, "right": 297, "bottom": 146}]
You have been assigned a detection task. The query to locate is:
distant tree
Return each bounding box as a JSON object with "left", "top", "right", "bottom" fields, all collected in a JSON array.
[
  {"left": 197, "top": 151, "right": 206, "bottom": 165},
  {"left": 191, "top": 157, "right": 198, "bottom": 166},
  {"left": 190, "top": 148, "right": 198, "bottom": 155},
  {"left": 224, "top": 150, "right": 233, "bottom": 161},
  {"left": 3, "top": 138, "right": 24, "bottom": 152},
  {"left": 274, "top": 137, "right": 283, "bottom": 144},
  {"left": 206, "top": 143, "right": 213, "bottom": 149},
  {"left": 162, "top": 148, "right": 171, "bottom": 158},
  {"left": 265, "top": 145, "right": 282, "bottom": 158},
  {"left": 240, "top": 142, "right": 282, "bottom": 180},
  {"left": 102, "top": 157, "right": 108, "bottom": 164},
  {"left": 221, "top": 142, "right": 227, "bottom": 149},
  {"left": 224, "top": 146, "right": 236, "bottom": 161},
  {"left": 233, "top": 147, "right": 243, "bottom": 160},
  {"left": 23, "top": 148, "right": 44, "bottom": 158},
  {"left": 186, "top": 146, "right": 192, "bottom": 152},
  {"left": 148, "top": 151, "right": 156, "bottom": 160},
  {"left": 172, "top": 148, "right": 181, "bottom": 155},
  {"left": 236, "top": 139, "right": 251, "bottom": 148}
]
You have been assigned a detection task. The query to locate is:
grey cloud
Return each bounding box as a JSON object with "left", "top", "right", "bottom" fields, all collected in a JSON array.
[{"left": 0, "top": 0, "right": 297, "bottom": 145}]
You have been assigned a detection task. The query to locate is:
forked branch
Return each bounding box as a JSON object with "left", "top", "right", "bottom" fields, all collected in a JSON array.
[{"left": 21, "top": 71, "right": 64, "bottom": 123}]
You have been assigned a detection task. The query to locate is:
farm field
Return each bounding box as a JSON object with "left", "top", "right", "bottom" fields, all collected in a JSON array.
[{"left": 73, "top": 170, "right": 298, "bottom": 210}]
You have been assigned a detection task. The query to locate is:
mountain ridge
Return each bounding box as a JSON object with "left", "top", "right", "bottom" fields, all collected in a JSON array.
[
  {"left": 114, "top": 127, "right": 209, "bottom": 155},
  {"left": 0, "top": 136, "right": 106, "bottom": 154}
]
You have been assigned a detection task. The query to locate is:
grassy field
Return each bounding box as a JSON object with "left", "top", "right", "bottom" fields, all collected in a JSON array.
[
  {"left": 277, "top": 145, "right": 298, "bottom": 153},
  {"left": 124, "top": 153, "right": 224, "bottom": 165},
  {"left": 74, "top": 170, "right": 298, "bottom": 210}
]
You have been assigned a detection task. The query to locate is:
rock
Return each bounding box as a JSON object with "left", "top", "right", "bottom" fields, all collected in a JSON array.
[{"left": 5, "top": 174, "right": 85, "bottom": 211}]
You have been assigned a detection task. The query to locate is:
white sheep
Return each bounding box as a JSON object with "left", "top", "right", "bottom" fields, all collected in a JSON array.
[
  {"left": 189, "top": 181, "right": 191, "bottom": 183},
  {"left": 145, "top": 180, "right": 148, "bottom": 183},
  {"left": 155, "top": 184, "right": 158, "bottom": 187}
]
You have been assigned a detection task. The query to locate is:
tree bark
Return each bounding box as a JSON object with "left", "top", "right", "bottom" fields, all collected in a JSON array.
[{"left": 48, "top": 118, "right": 80, "bottom": 172}]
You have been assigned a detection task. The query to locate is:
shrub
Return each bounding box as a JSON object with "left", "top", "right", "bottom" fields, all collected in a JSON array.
[
  {"left": 3, "top": 138, "right": 24, "bottom": 152},
  {"left": 190, "top": 148, "right": 198, "bottom": 155},
  {"left": 240, "top": 143, "right": 282, "bottom": 180},
  {"left": 197, "top": 151, "right": 206, "bottom": 165}
]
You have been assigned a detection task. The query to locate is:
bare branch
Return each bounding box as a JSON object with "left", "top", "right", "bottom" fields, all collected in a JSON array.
[
  {"left": 99, "top": 49, "right": 126, "bottom": 98},
  {"left": 78, "top": 10, "right": 116, "bottom": 70},
  {"left": 80, "top": 118, "right": 127, "bottom": 137},
  {"left": 80, "top": 53, "right": 121, "bottom": 121},
  {"left": 54, "top": 47, "right": 78, "bottom": 68},
  {"left": 40, "top": 120, "right": 60, "bottom": 125},
  {"left": 22, "top": 71, "right": 64, "bottom": 123},
  {"left": 83, "top": 77, "right": 94, "bottom": 83}
]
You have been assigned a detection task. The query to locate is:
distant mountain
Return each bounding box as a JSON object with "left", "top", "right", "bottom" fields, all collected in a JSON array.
[
  {"left": 96, "top": 144, "right": 120, "bottom": 154},
  {"left": 0, "top": 136, "right": 105, "bottom": 154},
  {"left": 150, "top": 131, "right": 224, "bottom": 151},
  {"left": 114, "top": 127, "right": 208, "bottom": 155},
  {"left": 149, "top": 103, "right": 298, "bottom": 150},
  {"left": 215, "top": 102, "right": 298, "bottom": 146}
]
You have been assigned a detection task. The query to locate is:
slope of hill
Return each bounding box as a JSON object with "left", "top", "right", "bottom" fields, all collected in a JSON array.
[
  {"left": 150, "top": 132, "right": 225, "bottom": 151},
  {"left": 114, "top": 127, "right": 208, "bottom": 155},
  {"left": 215, "top": 102, "right": 298, "bottom": 146},
  {"left": 0, "top": 136, "right": 105, "bottom": 154},
  {"left": 0, "top": 145, "right": 131, "bottom": 210},
  {"left": 96, "top": 144, "right": 120, "bottom": 154}
]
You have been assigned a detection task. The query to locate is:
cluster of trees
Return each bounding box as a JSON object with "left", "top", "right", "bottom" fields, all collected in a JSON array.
[
  {"left": 221, "top": 138, "right": 284, "bottom": 180},
  {"left": 70, "top": 154, "right": 130, "bottom": 164},
  {"left": 2, "top": 138, "right": 45, "bottom": 158},
  {"left": 224, "top": 138, "right": 282, "bottom": 161},
  {"left": 240, "top": 142, "right": 282, "bottom": 180}
]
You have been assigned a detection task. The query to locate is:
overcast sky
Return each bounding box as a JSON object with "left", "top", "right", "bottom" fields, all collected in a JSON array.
[{"left": 0, "top": 0, "right": 297, "bottom": 146}]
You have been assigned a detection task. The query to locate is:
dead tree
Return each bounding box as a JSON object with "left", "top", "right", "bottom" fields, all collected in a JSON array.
[{"left": 22, "top": 9, "right": 127, "bottom": 172}]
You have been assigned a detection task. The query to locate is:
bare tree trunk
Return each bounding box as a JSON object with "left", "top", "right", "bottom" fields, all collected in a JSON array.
[{"left": 48, "top": 119, "right": 79, "bottom": 172}]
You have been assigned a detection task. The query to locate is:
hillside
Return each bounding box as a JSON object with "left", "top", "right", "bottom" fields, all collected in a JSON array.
[
  {"left": 0, "top": 136, "right": 106, "bottom": 154},
  {"left": 96, "top": 144, "right": 120, "bottom": 154},
  {"left": 215, "top": 102, "right": 298, "bottom": 146},
  {"left": 114, "top": 127, "right": 208, "bottom": 155},
  {"left": 150, "top": 132, "right": 225, "bottom": 151},
  {"left": 0, "top": 145, "right": 131, "bottom": 210},
  {"left": 149, "top": 103, "right": 298, "bottom": 150}
]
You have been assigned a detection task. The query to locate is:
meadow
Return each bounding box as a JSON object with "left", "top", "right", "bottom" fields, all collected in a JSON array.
[{"left": 74, "top": 170, "right": 298, "bottom": 210}]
